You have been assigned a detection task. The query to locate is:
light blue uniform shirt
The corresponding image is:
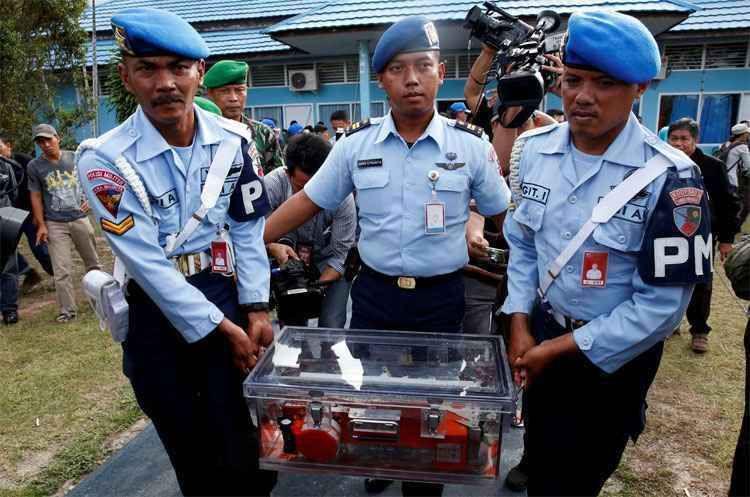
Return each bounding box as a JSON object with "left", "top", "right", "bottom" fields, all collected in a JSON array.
[
  {"left": 304, "top": 111, "right": 511, "bottom": 277},
  {"left": 502, "top": 114, "right": 695, "bottom": 373},
  {"left": 77, "top": 106, "right": 270, "bottom": 343}
]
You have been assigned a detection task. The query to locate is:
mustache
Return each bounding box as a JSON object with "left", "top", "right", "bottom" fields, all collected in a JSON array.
[{"left": 151, "top": 94, "right": 184, "bottom": 107}]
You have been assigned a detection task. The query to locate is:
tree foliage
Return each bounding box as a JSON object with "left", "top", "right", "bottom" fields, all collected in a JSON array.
[
  {"left": 104, "top": 52, "right": 138, "bottom": 123},
  {"left": 0, "top": 0, "right": 93, "bottom": 153}
]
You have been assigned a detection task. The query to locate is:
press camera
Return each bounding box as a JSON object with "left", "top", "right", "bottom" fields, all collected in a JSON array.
[
  {"left": 464, "top": 2, "right": 563, "bottom": 127},
  {"left": 271, "top": 258, "right": 326, "bottom": 321}
]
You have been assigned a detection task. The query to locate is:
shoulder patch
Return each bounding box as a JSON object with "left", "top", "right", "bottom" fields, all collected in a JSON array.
[
  {"left": 101, "top": 214, "right": 135, "bottom": 236},
  {"left": 345, "top": 118, "right": 371, "bottom": 136},
  {"left": 452, "top": 120, "right": 483, "bottom": 138}
]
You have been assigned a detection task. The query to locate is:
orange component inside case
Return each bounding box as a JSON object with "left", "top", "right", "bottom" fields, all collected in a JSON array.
[{"left": 294, "top": 419, "right": 342, "bottom": 462}]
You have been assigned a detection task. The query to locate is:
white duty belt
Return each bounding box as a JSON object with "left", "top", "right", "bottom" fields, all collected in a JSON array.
[{"left": 538, "top": 154, "right": 671, "bottom": 299}]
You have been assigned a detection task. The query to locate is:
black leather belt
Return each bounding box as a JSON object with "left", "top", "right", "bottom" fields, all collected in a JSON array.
[{"left": 360, "top": 264, "right": 461, "bottom": 290}]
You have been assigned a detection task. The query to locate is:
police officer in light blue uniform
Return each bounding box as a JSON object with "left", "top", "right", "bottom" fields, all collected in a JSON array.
[
  {"left": 76, "top": 8, "right": 276, "bottom": 496},
  {"left": 502, "top": 11, "right": 710, "bottom": 495},
  {"left": 264, "top": 15, "right": 510, "bottom": 496}
]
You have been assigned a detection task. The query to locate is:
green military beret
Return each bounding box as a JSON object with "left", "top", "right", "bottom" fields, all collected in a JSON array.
[
  {"left": 194, "top": 96, "right": 222, "bottom": 116},
  {"left": 204, "top": 60, "right": 248, "bottom": 89}
]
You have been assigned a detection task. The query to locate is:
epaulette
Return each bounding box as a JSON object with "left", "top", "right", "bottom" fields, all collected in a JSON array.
[
  {"left": 345, "top": 118, "right": 371, "bottom": 136},
  {"left": 644, "top": 134, "right": 694, "bottom": 176},
  {"left": 516, "top": 122, "right": 559, "bottom": 141},
  {"left": 82, "top": 116, "right": 138, "bottom": 165},
  {"left": 452, "top": 120, "right": 483, "bottom": 138},
  {"left": 215, "top": 115, "right": 253, "bottom": 143}
]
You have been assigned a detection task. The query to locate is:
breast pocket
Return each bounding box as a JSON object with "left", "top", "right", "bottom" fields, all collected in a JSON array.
[
  {"left": 593, "top": 219, "right": 645, "bottom": 252},
  {"left": 512, "top": 199, "right": 546, "bottom": 232},
  {"left": 353, "top": 169, "right": 390, "bottom": 215},
  {"left": 435, "top": 174, "right": 468, "bottom": 218}
]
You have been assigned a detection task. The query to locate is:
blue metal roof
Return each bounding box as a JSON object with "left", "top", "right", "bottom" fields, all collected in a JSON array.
[
  {"left": 86, "top": 26, "right": 290, "bottom": 66},
  {"left": 266, "top": 0, "right": 694, "bottom": 33},
  {"left": 80, "top": 0, "right": 328, "bottom": 32},
  {"left": 671, "top": 0, "right": 750, "bottom": 30}
]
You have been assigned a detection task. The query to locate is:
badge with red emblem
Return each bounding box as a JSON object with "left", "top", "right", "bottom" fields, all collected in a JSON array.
[{"left": 673, "top": 205, "right": 702, "bottom": 237}]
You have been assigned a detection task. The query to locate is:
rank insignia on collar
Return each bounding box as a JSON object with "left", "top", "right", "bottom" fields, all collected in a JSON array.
[
  {"left": 93, "top": 183, "right": 124, "bottom": 218},
  {"left": 673, "top": 205, "right": 701, "bottom": 237},
  {"left": 435, "top": 162, "right": 466, "bottom": 171}
]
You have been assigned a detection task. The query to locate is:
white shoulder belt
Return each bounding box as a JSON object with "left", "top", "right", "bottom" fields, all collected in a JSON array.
[{"left": 538, "top": 154, "right": 672, "bottom": 298}]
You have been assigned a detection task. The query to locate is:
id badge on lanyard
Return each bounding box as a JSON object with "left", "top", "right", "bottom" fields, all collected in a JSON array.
[
  {"left": 210, "top": 229, "right": 233, "bottom": 275},
  {"left": 425, "top": 170, "right": 446, "bottom": 235}
]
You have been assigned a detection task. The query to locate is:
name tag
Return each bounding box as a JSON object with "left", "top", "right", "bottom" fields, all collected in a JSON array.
[
  {"left": 357, "top": 158, "right": 383, "bottom": 168},
  {"left": 521, "top": 182, "right": 550, "bottom": 205},
  {"left": 153, "top": 189, "right": 178, "bottom": 209}
]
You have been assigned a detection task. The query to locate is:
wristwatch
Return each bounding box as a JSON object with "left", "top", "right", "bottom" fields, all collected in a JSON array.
[{"left": 239, "top": 302, "right": 270, "bottom": 313}]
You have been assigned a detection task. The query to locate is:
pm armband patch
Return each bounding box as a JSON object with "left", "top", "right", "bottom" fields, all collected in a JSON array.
[
  {"left": 228, "top": 141, "right": 271, "bottom": 221},
  {"left": 101, "top": 215, "right": 135, "bottom": 236},
  {"left": 638, "top": 171, "right": 713, "bottom": 286}
]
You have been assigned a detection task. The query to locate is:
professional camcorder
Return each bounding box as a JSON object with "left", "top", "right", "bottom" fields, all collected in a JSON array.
[
  {"left": 464, "top": 2, "right": 563, "bottom": 128},
  {"left": 271, "top": 258, "right": 326, "bottom": 321}
]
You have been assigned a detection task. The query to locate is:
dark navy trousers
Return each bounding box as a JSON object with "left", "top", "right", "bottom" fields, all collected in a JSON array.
[
  {"left": 123, "top": 271, "right": 276, "bottom": 497},
  {"left": 349, "top": 268, "right": 464, "bottom": 497},
  {"left": 524, "top": 306, "right": 663, "bottom": 496}
]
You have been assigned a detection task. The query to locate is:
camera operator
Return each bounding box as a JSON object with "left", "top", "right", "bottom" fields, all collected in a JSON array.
[{"left": 264, "top": 133, "right": 356, "bottom": 328}]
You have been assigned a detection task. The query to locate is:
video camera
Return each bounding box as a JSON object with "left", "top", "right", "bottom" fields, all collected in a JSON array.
[
  {"left": 464, "top": 2, "right": 563, "bottom": 128},
  {"left": 271, "top": 258, "right": 327, "bottom": 321}
]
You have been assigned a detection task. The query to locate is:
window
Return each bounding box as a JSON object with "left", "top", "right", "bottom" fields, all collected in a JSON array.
[
  {"left": 318, "top": 102, "right": 385, "bottom": 126},
  {"left": 250, "top": 65, "right": 285, "bottom": 87},
  {"left": 248, "top": 106, "right": 283, "bottom": 126},
  {"left": 658, "top": 94, "right": 700, "bottom": 129},
  {"left": 457, "top": 53, "right": 480, "bottom": 78},
  {"left": 705, "top": 43, "right": 748, "bottom": 69},
  {"left": 352, "top": 102, "right": 386, "bottom": 121},
  {"left": 319, "top": 103, "right": 351, "bottom": 127},
  {"left": 664, "top": 45, "right": 703, "bottom": 70},
  {"left": 664, "top": 41, "right": 749, "bottom": 70},
  {"left": 658, "top": 93, "right": 741, "bottom": 144},
  {"left": 318, "top": 61, "right": 346, "bottom": 84},
  {"left": 699, "top": 94, "right": 741, "bottom": 143}
]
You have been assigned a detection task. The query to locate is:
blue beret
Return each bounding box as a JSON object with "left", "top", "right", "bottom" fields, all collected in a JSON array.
[
  {"left": 287, "top": 123, "right": 304, "bottom": 136},
  {"left": 450, "top": 102, "right": 469, "bottom": 113},
  {"left": 564, "top": 11, "right": 660, "bottom": 84},
  {"left": 372, "top": 16, "right": 440, "bottom": 73},
  {"left": 261, "top": 118, "right": 277, "bottom": 128},
  {"left": 111, "top": 7, "right": 209, "bottom": 60}
]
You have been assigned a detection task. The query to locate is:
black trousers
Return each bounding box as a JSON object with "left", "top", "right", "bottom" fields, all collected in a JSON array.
[
  {"left": 729, "top": 320, "right": 750, "bottom": 497},
  {"left": 123, "top": 272, "right": 277, "bottom": 497},
  {"left": 686, "top": 278, "right": 713, "bottom": 335},
  {"left": 349, "top": 268, "right": 465, "bottom": 497},
  {"left": 524, "top": 307, "right": 663, "bottom": 496}
]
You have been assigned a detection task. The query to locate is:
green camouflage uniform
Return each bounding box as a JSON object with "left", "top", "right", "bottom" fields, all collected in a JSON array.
[{"left": 242, "top": 115, "right": 284, "bottom": 174}]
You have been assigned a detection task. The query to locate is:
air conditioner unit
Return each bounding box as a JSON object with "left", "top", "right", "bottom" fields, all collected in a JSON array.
[
  {"left": 289, "top": 69, "right": 318, "bottom": 91},
  {"left": 654, "top": 55, "right": 669, "bottom": 80}
]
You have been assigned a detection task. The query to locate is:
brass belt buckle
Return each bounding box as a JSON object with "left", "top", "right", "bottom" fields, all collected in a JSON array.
[{"left": 397, "top": 276, "right": 416, "bottom": 290}]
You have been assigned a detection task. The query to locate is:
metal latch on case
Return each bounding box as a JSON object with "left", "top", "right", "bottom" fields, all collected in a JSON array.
[
  {"left": 427, "top": 409, "right": 441, "bottom": 433},
  {"left": 310, "top": 401, "right": 323, "bottom": 427}
]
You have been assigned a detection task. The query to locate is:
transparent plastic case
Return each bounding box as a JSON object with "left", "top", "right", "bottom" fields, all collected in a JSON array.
[{"left": 244, "top": 327, "right": 515, "bottom": 486}]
